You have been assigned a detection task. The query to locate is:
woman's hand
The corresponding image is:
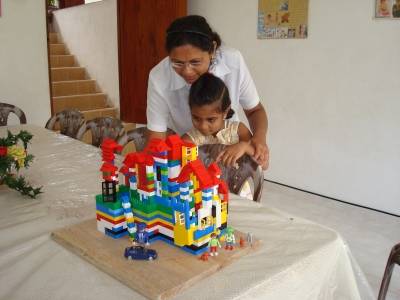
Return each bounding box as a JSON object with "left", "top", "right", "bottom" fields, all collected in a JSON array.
[
  {"left": 216, "top": 142, "right": 250, "bottom": 168},
  {"left": 251, "top": 137, "right": 269, "bottom": 170}
]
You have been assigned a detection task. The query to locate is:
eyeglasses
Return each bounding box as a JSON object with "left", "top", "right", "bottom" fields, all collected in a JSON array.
[{"left": 170, "top": 60, "right": 205, "bottom": 70}]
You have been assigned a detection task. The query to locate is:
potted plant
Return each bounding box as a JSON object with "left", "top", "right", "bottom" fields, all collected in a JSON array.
[{"left": 0, "top": 130, "right": 42, "bottom": 198}]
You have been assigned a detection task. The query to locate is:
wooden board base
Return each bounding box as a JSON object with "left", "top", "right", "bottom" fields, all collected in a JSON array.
[{"left": 52, "top": 219, "right": 260, "bottom": 300}]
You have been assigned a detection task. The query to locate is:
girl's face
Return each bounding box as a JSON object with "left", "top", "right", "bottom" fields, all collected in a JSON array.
[
  {"left": 169, "top": 44, "right": 212, "bottom": 84},
  {"left": 191, "top": 102, "right": 228, "bottom": 136}
]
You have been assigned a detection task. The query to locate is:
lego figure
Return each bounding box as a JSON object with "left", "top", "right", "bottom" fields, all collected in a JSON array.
[
  {"left": 239, "top": 236, "right": 246, "bottom": 248},
  {"left": 134, "top": 222, "right": 150, "bottom": 246},
  {"left": 208, "top": 233, "right": 221, "bottom": 256},
  {"left": 247, "top": 232, "right": 253, "bottom": 247},
  {"left": 224, "top": 226, "right": 236, "bottom": 250},
  {"left": 199, "top": 252, "right": 209, "bottom": 261}
]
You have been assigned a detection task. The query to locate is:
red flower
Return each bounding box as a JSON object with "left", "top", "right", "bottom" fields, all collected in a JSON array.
[{"left": 0, "top": 146, "right": 7, "bottom": 156}]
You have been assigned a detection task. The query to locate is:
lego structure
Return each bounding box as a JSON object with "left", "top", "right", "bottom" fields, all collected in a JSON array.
[{"left": 96, "top": 135, "right": 229, "bottom": 255}]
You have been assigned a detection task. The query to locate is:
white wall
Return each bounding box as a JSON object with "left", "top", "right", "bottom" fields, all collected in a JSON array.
[
  {"left": 189, "top": 0, "right": 400, "bottom": 215},
  {"left": 53, "top": 0, "right": 120, "bottom": 110},
  {"left": 0, "top": 0, "right": 51, "bottom": 126}
]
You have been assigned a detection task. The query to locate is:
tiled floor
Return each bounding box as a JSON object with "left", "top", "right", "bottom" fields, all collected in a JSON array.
[{"left": 263, "top": 181, "right": 400, "bottom": 300}]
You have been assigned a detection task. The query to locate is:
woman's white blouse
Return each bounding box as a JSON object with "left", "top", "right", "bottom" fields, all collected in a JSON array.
[{"left": 146, "top": 46, "right": 260, "bottom": 135}]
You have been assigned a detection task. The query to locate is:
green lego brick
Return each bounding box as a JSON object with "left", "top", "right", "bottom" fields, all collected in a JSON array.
[{"left": 96, "top": 194, "right": 122, "bottom": 210}]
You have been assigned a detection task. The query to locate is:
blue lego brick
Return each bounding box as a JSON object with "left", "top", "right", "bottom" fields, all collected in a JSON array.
[
  {"left": 180, "top": 190, "right": 190, "bottom": 196},
  {"left": 202, "top": 195, "right": 212, "bottom": 201},
  {"left": 154, "top": 195, "right": 172, "bottom": 208},
  {"left": 168, "top": 160, "right": 180, "bottom": 167},
  {"left": 108, "top": 224, "right": 125, "bottom": 232},
  {"left": 193, "top": 225, "right": 214, "bottom": 240},
  {"left": 105, "top": 228, "right": 128, "bottom": 239},
  {"left": 96, "top": 203, "right": 124, "bottom": 217}
]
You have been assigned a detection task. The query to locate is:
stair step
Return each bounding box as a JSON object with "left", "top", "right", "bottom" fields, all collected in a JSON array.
[
  {"left": 52, "top": 80, "right": 97, "bottom": 97},
  {"left": 53, "top": 93, "right": 108, "bottom": 113},
  {"left": 50, "top": 55, "right": 75, "bottom": 68},
  {"left": 81, "top": 107, "right": 118, "bottom": 120},
  {"left": 50, "top": 43, "right": 68, "bottom": 55},
  {"left": 51, "top": 67, "right": 86, "bottom": 81},
  {"left": 49, "top": 32, "right": 59, "bottom": 43}
]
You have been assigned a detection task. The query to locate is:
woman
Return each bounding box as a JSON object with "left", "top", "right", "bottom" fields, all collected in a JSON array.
[{"left": 146, "top": 15, "right": 269, "bottom": 168}]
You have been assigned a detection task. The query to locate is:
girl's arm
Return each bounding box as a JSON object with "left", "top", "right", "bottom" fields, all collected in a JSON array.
[{"left": 217, "top": 122, "right": 268, "bottom": 170}]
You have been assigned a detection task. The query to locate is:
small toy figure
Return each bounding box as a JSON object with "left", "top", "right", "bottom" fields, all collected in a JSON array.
[
  {"left": 247, "top": 232, "right": 253, "bottom": 247},
  {"left": 239, "top": 236, "right": 246, "bottom": 248},
  {"left": 199, "top": 252, "right": 209, "bottom": 261},
  {"left": 224, "top": 226, "right": 236, "bottom": 250},
  {"left": 134, "top": 222, "right": 150, "bottom": 246},
  {"left": 208, "top": 233, "right": 221, "bottom": 256}
]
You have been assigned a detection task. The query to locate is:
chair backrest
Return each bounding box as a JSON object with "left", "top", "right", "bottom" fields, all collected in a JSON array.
[
  {"left": 0, "top": 103, "right": 27, "bottom": 126},
  {"left": 378, "top": 242, "right": 400, "bottom": 300},
  {"left": 117, "top": 127, "right": 176, "bottom": 152},
  {"left": 45, "top": 109, "right": 85, "bottom": 138},
  {"left": 76, "top": 117, "right": 126, "bottom": 147},
  {"left": 198, "top": 144, "right": 264, "bottom": 202}
]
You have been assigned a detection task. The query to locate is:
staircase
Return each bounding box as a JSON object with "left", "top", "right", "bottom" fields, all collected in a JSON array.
[{"left": 48, "top": 32, "right": 118, "bottom": 120}]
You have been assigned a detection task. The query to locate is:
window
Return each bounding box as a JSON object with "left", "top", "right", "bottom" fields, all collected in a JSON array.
[
  {"left": 179, "top": 213, "right": 185, "bottom": 225},
  {"left": 102, "top": 181, "right": 116, "bottom": 202}
]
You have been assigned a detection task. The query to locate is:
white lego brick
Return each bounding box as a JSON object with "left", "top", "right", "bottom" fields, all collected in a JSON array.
[
  {"left": 122, "top": 202, "right": 131, "bottom": 209},
  {"left": 154, "top": 157, "right": 168, "bottom": 164},
  {"left": 125, "top": 212, "right": 133, "bottom": 219}
]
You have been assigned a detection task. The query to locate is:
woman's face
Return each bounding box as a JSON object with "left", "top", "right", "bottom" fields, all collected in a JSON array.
[{"left": 169, "top": 44, "right": 212, "bottom": 84}]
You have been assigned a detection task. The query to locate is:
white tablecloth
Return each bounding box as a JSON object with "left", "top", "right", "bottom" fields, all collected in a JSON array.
[{"left": 0, "top": 125, "right": 374, "bottom": 300}]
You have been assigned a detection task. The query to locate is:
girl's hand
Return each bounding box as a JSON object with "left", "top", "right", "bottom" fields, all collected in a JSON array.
[
  {"left": 250, "top": 137, "right": 269, "bottom": 170},
  {"left": 216, "top": 142, "right": 249, "bottom": 168}
]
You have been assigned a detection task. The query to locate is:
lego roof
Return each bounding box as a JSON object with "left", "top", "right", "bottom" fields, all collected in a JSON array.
[
  {"left": 165, "top": 135, "right": 184, "bottom": 147},
  {"left": 207, "top": 162, "right": 221, "bottom": 177},
  {"left": 123, "top": 152, "right": 154, "bottom": 167},
  {"left": 101, "top": 138, "right": 123, "bottom": 152},
  {"left": 177, "top": 159, "right": 216, "bottom": 189},
  {"left": 100, "top": 162, "right": 118, "bottom": 172},
  {"left": 145, "top": 139, "right": 171, "bottom": 153}
]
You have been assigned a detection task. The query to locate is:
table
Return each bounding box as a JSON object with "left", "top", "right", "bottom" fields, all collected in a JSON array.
[{"left": 0, "top": 125, "right": 374, "bottom": 300}]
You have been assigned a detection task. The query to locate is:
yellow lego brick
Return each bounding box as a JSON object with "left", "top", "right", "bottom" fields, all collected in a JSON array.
[
  {"left": 97, "top": 210, "right": 125, "bottom": 222},
  {"left": 126, "top": 217, "right": 135, "bottom": 223}
]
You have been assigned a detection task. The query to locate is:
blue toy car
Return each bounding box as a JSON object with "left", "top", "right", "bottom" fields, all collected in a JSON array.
[{"left": 124, "top": 246, "right": 157, "bottom": 261}]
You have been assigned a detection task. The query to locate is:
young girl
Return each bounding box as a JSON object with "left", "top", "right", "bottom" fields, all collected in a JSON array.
[{"left": 182, "top": 73, "right": 268, "bottom": 170}]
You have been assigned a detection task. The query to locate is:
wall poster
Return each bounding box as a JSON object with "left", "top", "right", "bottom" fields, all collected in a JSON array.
[
  {"left": 375, "top": 0, "right": 400, "bottom": 18},
  {"left": 258, "top": 0, "right": 309, "bottom": 39}
]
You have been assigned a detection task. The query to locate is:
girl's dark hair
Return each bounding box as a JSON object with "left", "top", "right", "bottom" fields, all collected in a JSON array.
[
  {"left": 189, "top": 73, "right": 235, "bottom": 119},
  {"left": 166, "top": 15, "right": 222, "bottom": 53}
]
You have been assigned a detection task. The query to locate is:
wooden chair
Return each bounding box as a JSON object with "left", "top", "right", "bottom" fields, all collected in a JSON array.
[
  {"left": 76, "top": 117, "right": 126, "bottom": 147},
  {"left": 198, "top": 144, "right": 264, "bottom": 202},
  {"left": 117, "top": 127, "right": 176, "bottom": 152},
  {"left": 0, "top": 103, "right": 27, "bottom": 126},
  {"left": 45, "top": 109, "right": 85, "bottom": 138},
  {"left": 378, "top": 242, "right": 400, "bottom": 300}
]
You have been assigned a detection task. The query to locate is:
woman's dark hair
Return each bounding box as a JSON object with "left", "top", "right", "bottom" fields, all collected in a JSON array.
[
  {"left": 189, "top": 73, "right": 234, "bottom": 119},
  {"left": 166, "top": 15, "right": 222, "bottom": 53}
]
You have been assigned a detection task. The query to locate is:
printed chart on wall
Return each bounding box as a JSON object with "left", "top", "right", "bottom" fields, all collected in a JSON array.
[{"left": 258, "top": 0, "right": 309, "bottom": 39}]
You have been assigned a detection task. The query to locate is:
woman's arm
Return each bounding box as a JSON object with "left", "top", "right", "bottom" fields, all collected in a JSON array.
[
  {"left": 244, "top": 103, "right": 269, "bottom": 169},
  {"left": 146, "top": 129, "right": 166, "bottom": 142}
]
